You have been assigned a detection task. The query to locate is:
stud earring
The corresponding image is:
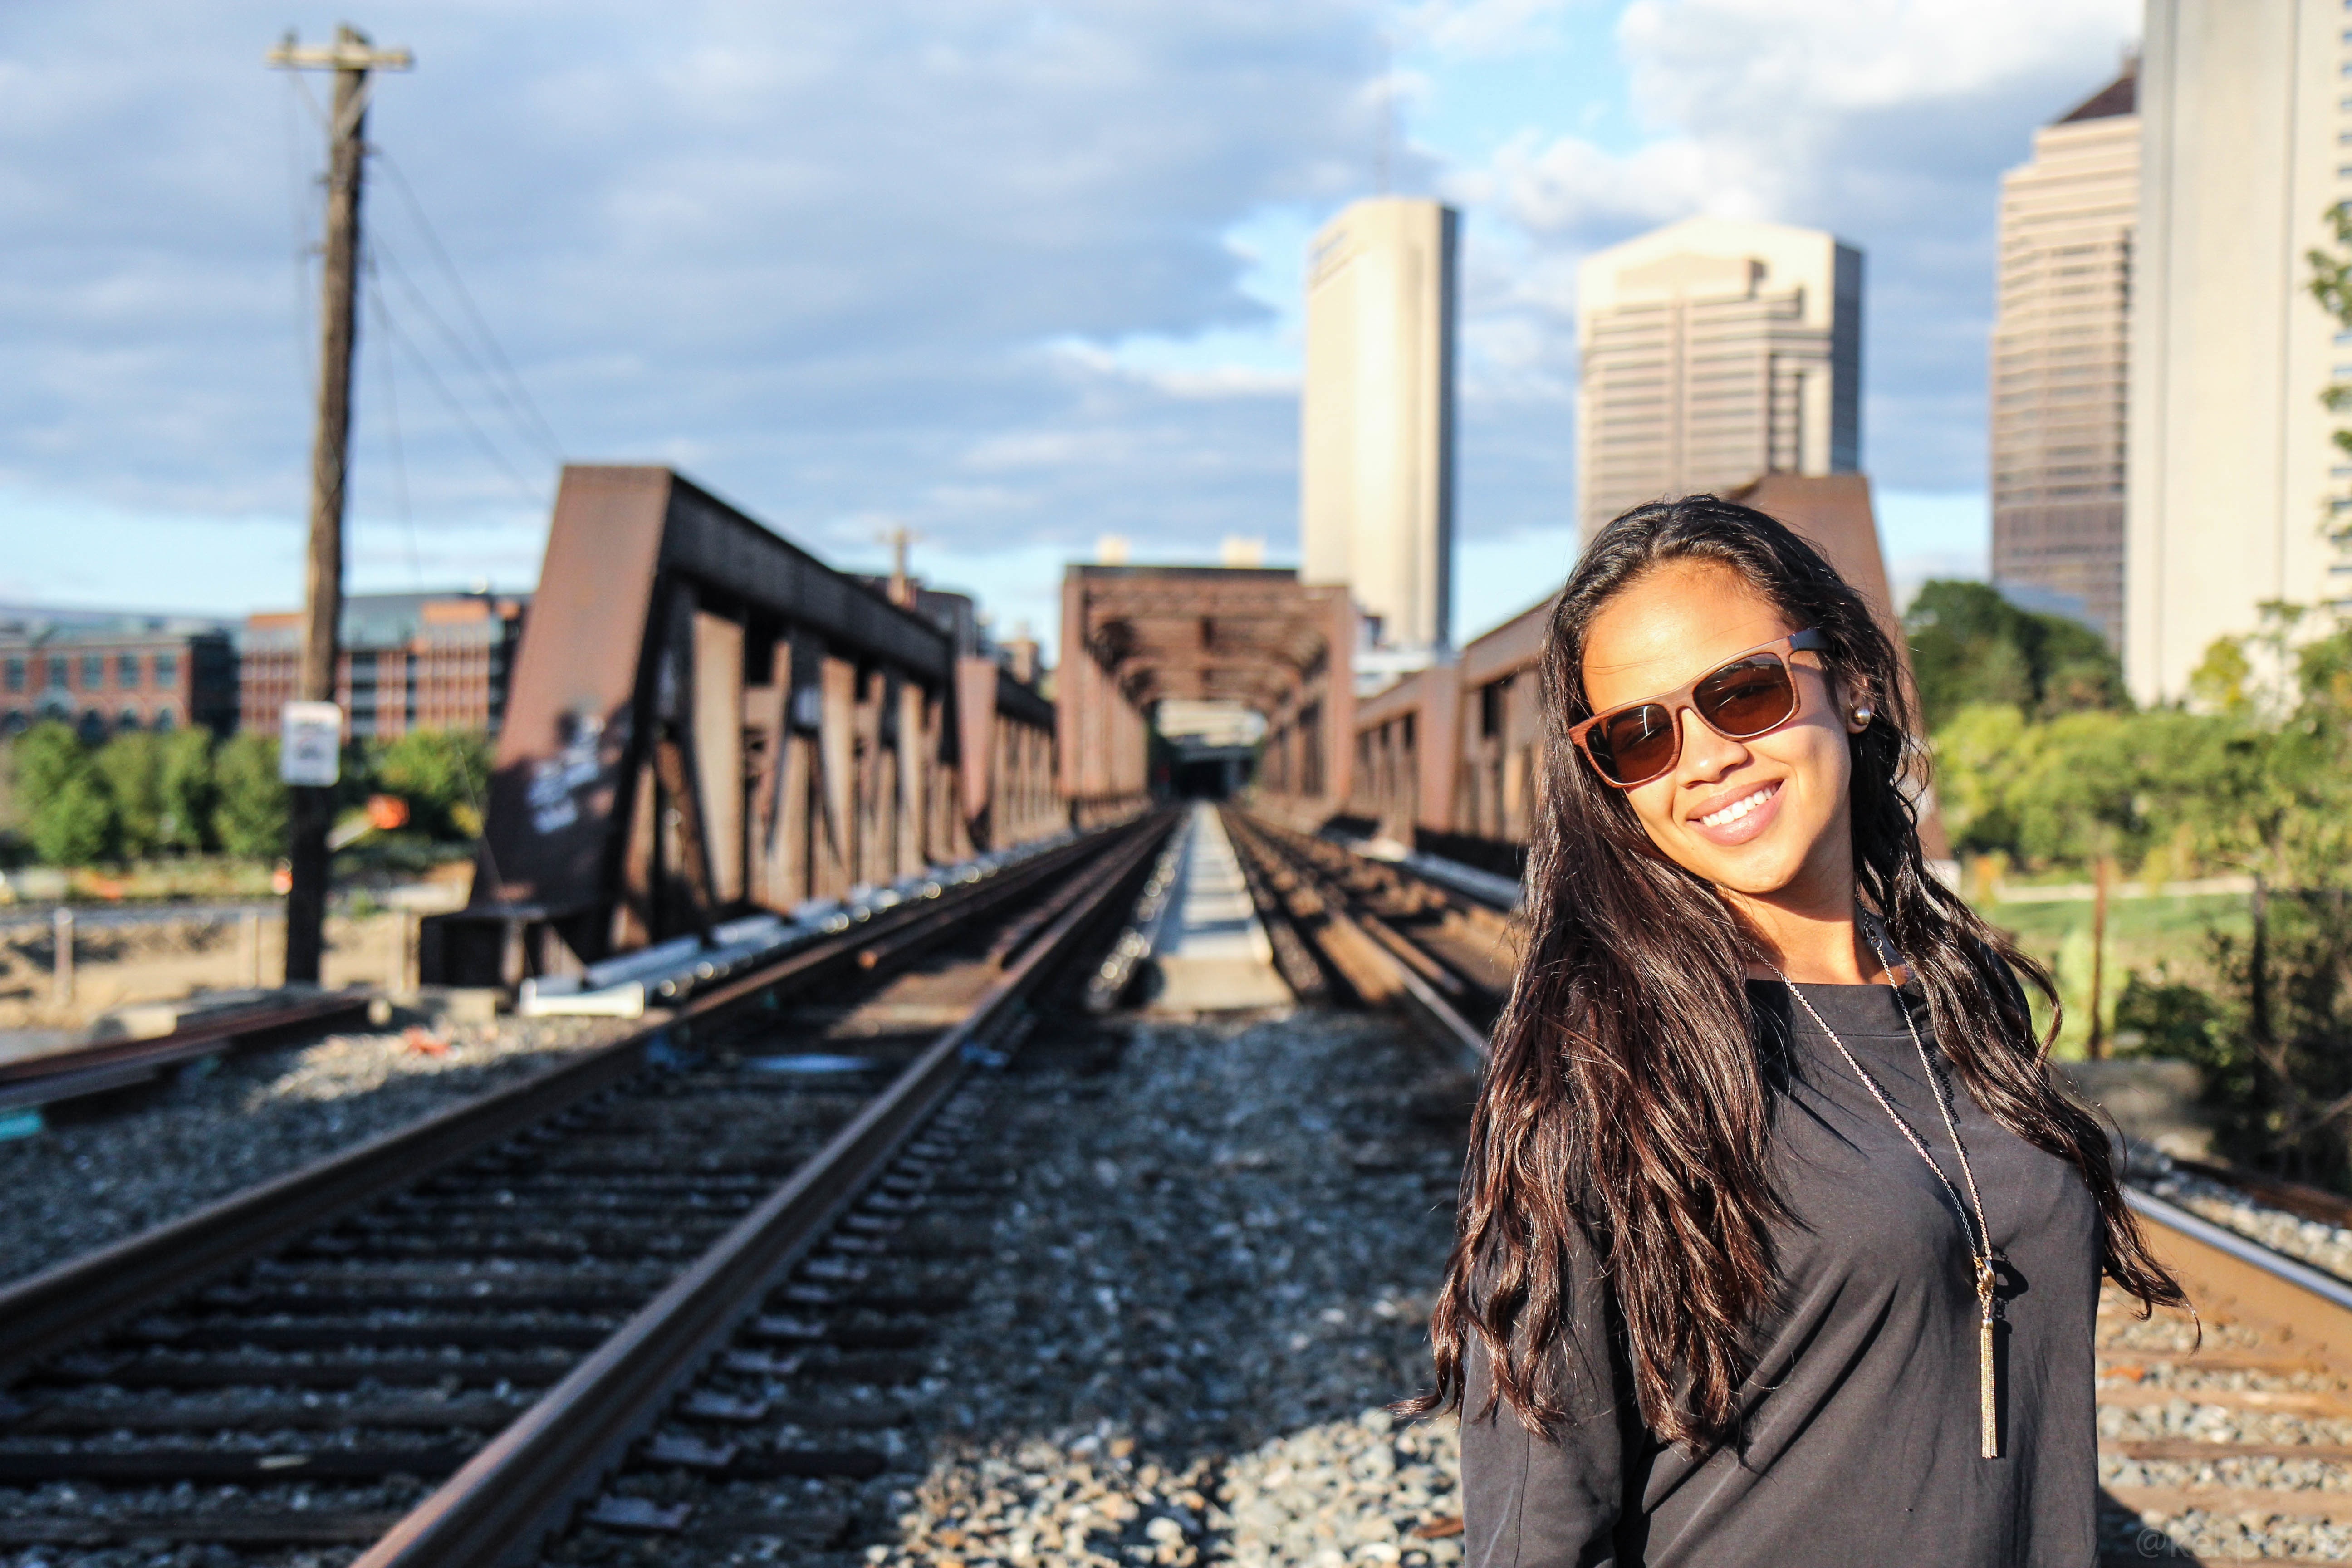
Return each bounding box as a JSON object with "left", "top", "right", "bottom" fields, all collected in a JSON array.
[{"left": 1851, "top": 705, "right": 1874, "bottom": 727}]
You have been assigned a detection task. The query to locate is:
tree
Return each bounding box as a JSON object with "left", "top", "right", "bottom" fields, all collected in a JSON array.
[
  {"left": 367, "top": 729, "right": 492, "bottom": 840},
  {"left": 95, "top": 732, "right": 166, "bottom": 860},
  {"left": 212, "top": 734, "right": 289, "bottom": 861},
  {"left": 12, "top": 722, "right": 117, "bottom": 866},
  {"left": 1905, "top": 579, "right": 2124, "bottom": 730},
  {"left": 2306, "top": 199, "right": 2352, "bottom": 566},
  {"left": 157, "top": 726, "right": 216, "bottom": 853}
]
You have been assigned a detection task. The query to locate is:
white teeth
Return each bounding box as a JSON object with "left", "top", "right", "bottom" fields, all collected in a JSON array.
[{"left": 1699, "top": 786, "right": 1774, "bottom": 828}]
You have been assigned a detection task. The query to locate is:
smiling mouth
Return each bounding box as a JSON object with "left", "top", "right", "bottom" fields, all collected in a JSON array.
[{"left": 1695, "top": 783, "right": 1779, "bottom": 829}]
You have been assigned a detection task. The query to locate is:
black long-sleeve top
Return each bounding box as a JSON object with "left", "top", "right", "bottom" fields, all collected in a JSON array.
[{"left": 1461, "top": 980, "right": 2102, "bottom": 1568}]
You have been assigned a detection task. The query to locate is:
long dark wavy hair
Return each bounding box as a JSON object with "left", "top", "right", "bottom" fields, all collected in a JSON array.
[{"left": 1415, "top": 496, "right": 2182, "bottom": 1447}]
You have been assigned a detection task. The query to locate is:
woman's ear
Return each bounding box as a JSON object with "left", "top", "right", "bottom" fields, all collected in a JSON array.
[{"left": 1829, "top": 673, "right": 1874, "bottom": 734}]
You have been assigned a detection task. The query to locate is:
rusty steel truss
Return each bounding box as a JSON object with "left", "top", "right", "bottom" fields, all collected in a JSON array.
[{"left": 426, "top": 466, "right": 1059, "bottom": 985}]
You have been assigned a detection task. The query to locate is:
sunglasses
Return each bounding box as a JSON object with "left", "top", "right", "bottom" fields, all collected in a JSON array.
[{"left": 1568, "top": 629, "right": 1831, "bottom": 789}]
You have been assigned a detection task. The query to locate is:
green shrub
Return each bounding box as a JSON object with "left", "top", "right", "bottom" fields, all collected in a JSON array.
[{"left": 2119, "top": 890, "right": 2352, "bottom": 1188}]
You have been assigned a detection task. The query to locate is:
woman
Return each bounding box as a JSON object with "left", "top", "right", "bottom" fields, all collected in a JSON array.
[{"left": 1418, "top": 497, "right": 2181, "bottom": 1566}]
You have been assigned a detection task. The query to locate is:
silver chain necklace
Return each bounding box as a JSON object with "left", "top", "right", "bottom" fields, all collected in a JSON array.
[{"left": 1767, "top": 921, "right": 2001, "bottom": 1460}]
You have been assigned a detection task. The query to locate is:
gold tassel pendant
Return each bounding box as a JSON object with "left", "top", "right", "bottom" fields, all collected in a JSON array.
[{"left": 1978, "top": 1256, "right": 1999, "bottom": 1459}]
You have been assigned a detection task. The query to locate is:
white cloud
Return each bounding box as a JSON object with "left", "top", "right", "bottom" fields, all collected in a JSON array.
[
  {"left": 1403, "top": 0, "right": 1581, "bottom": 58},
  {"left": 1426, "top": 0, "right": 2140, "bottom": 509},
  {"left": 0, "top": 0, "right": 1381, "bottom": 589},
  {"left": 2, "top": 0, "right": 2146, "bottom": 626}
]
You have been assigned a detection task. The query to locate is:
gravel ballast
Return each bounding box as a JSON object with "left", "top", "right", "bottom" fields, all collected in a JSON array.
[
  {"left": 850, "top": 1006, "right": 1471, "bottom": 1568},
  {"left": 0, "top": 1014, "right": 634, "bottom": 1288}
]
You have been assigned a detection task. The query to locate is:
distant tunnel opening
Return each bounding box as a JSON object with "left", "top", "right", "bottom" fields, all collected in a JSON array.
[
  {"left": 1152, "top": 698, "right": 1265, "bottom": 802},
  {"left": 1170, "top": 750, "right": 1254, "bottom": 800}
]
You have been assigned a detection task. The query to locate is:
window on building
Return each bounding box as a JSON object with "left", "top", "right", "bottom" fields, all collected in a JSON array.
[
  {"left": 76, "top": 710, "right": 106, "bottom": 745},
  {"left": 0, "top": 711, "right": 24, "bottom": 738},
  {"left": 153, "top": 706, "right": 176, "bottom": 733},
  {"left": 81, "top": 653, "right": 103, "bottom": 689},
  {"left": 117, "top": 707, "right": 142, "bottom": 734},
  {"left": 154, "top": 652, "right": 179, "bottom": 686},
  {"left": 46, "top": 657, "right": 67, "bottom": 690},
  {"left": 118, "top": 652, "right": 141, "bottom": 688},
  {"left": 3, "top": 659, "right": 21, "bottom": 692}
]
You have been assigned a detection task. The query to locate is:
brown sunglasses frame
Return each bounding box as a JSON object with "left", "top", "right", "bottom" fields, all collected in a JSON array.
[{"left": 1567, "top": 628, "right": 1832, "bottom": 789}]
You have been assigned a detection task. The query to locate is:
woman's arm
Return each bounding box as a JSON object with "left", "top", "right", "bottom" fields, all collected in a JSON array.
[{"left": 1459, "top": 1251, "right": 1640, "bottom": 1568}]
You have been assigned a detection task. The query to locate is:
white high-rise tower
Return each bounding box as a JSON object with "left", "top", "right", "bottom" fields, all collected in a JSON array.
[
  {"left": 1299, "top": 197, "right": 1458, "bottom": 655},
  {"left": 2127, "top": 0, "right": 2352, "bottom": 701}
]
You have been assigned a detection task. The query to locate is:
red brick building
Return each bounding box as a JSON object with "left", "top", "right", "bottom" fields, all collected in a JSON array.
[
  {"left": 0, "top": 621, "right": 238, "bottom": 741},
  {"left": 240, "top": 590, "right": 529, "bottom": 740}
]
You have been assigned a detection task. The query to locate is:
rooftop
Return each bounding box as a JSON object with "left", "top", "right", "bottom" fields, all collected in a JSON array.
[{"left": 2057, "top": 65, "right": 2136, "bottom": 124}]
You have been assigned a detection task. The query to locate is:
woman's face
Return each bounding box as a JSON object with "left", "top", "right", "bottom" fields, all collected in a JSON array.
[{"left": 1578, "top": 559, "right": 1864, "bottom": 908}]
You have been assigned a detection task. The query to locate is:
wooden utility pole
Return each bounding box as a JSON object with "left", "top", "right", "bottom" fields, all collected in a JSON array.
[
  {"left": 268, "top": 26, "right": 412, "bottom": 984},
  {"left": 2087, "top": 855, "right": 2112, "bottom": 1059}
]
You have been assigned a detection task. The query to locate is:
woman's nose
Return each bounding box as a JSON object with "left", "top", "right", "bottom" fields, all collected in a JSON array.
[{"left": 1676, "top": 703, "right": 1749, "bottom": 783}]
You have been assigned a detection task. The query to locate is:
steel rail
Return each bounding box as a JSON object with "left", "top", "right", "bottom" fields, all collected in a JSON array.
[
  {"left": 352, "top": 809, "right": 1176, "bottom": 1568},
  {"left": 0, "top": 991, "right": 375, "bottom": 1114},
  {"left": 0, "top": 828, "right": 1117, "bottom": 1379},
  {"left": 2126, "top": 1186, "right": 2352, "bottom": 1369},
  {"left": 1225, "top": 812, "right": 1487, "bottom": 1069}
]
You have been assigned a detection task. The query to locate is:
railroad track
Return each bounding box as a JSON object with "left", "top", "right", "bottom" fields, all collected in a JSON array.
[
  {"left": 1221, "top": 810, "right": 1510, "bottom": 1070},
  {"left": 0, "top": 990, "right": 377, "bottom": 1117},
  {"left": 2094, "top": 1168, "right": 2352, "bottom": 1564},
  {"left": 0, "top": 809, "right": 1176, "bottom": 1565},
  {"left": 1230, "top": 813, "right": 2352, "bottom": 1564}
]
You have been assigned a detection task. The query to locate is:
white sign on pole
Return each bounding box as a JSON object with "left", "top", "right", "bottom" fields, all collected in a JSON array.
[{"left": 280, "top": 701, "right": 344, "bottom": 787}]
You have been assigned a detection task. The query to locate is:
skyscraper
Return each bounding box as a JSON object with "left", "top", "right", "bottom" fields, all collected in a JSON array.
[
  {"left": 1300, "top": 197, "right": 1459, "bottom": 655},
  {"left": 1577, "top": 217, "right": 1862, "bottom": 537},
  {"left": 1989, "top": 67, "right": 2138, "bottom": 647},
  {"left": 2128, "top": 0, "right": 2352, "bottom": 702}
]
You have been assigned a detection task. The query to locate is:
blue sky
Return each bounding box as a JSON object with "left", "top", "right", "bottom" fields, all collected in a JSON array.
[{"left": 1, "top": 0, "right": 2140, "bottom": 657}]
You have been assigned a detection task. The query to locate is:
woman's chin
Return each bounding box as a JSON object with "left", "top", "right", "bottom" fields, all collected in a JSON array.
[{"left": 1668, "top": 823, "right": 1812, "bottom": 899}]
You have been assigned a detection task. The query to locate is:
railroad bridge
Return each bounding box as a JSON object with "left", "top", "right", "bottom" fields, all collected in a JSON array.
[{"left": 426, "top": 465, "right": 1938, "bottom": 986}]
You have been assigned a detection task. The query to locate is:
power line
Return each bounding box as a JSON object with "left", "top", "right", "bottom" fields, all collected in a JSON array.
[
  {"left": 361, "top": 245, "right": 423, "bottom": 589},
  {"left": 372, "top": 289, "right": 551, "bottom": 508},
  {"left": 372, "top": 235, "right": 560, "bottom": 463},
  {"left": 373, "top": 151, "right": 564, "bottom": 456}
]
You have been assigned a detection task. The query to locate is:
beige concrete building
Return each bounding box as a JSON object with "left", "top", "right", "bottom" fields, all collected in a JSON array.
[
  {"left": 1989, "top": 68, "right": 2138, "bottom": 647},
  {"left": 1300, "top": 197, "right": 1458, "bottom": 654},
  {"left": 1577, "top": 216, "right": 1862, "bottom": 537},
  {"left": 2128, "top": 0, "right": 2352, "bottom": 702}
]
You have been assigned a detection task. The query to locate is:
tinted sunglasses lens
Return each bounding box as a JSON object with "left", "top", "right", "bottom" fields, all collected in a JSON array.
[
  {"left": 1695, "top": 655, "right": 1799, "bottom": 737},
  {"left": 1591, "top": 703, "right": 1677, "bottom": 785}
]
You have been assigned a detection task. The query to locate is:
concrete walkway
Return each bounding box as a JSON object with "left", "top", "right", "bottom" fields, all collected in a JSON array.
[{"left": 1147, "top": 803, "right": 1294, "bottom": 1013}]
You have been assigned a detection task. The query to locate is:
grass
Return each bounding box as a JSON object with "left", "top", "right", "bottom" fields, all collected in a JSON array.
[{"left": 1971, "top": 890, "right": 2252, "bottom": 1060}]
